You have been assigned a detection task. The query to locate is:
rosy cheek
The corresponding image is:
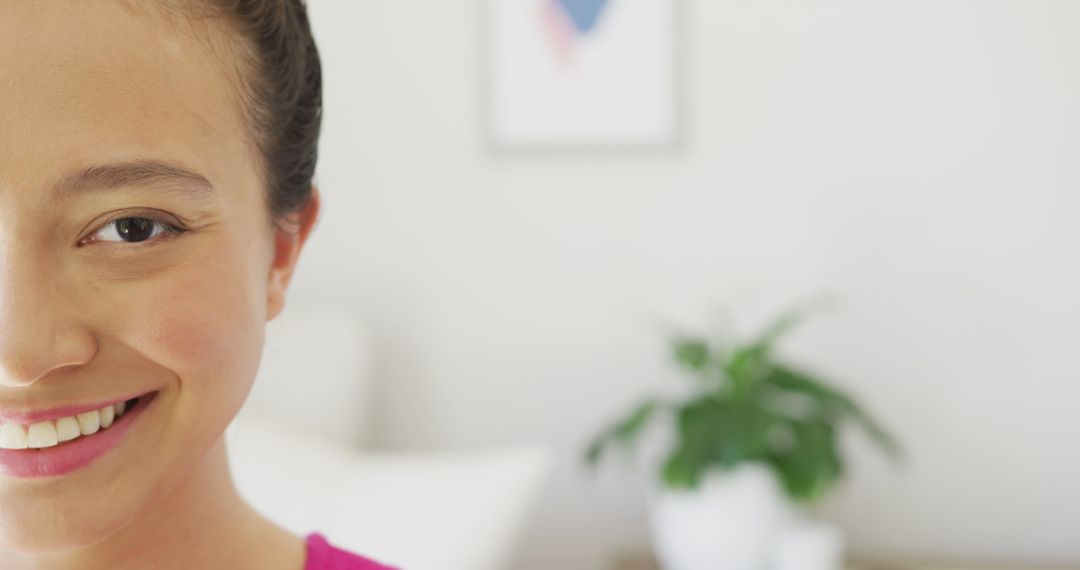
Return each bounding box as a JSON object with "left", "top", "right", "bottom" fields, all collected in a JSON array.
[{"left": 119, "top": 253, "right": 266, "bottom": 400}]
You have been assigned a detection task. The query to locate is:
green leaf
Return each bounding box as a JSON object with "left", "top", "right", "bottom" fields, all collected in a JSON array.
[
  {"left": 583, "top": 399, "right": 661, "bottom": 467},
  {"left": 724, "top": 344, "right": 771, "bottom": 395},
  {"left": 751, "top": 296, "right": 836, "bottom": 352},
  {"left": 766, "top": 365, "right": 902, "bottom": 461},
  {"left": 614, "top": 400, "right": 659, "bottom": 443},
  {"left": 767, "top": 418, "right": 843, "bottom": 502},
  {"left": 672, "top": 337, "right": 710, "bottom": 373},
  {"left": 665, "top": 395, "right": 775, "bottom": 489},
  {"left": 584, "top": 436, "right": 607, "bottom": 466},
  {"left": 661, "top": 448, "right": 700, "bottom": 489},
  {"left": 752, "top": 307, "right": 805, "bottom": 351},
  {"left": 678, "top": 398, "right": 735, "bottom": 468}
]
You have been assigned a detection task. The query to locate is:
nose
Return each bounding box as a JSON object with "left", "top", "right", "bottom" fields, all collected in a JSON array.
[{"left": 0, "top": 252, "right": 97, "bottom": 387}]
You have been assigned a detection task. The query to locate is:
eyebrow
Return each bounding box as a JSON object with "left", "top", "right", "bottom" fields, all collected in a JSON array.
[{"left": 52, "top": 159, "right": 216, "bottom": 200}]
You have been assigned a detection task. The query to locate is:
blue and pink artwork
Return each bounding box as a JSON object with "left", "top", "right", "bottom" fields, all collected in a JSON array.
[
  {"left": 556, "top": 0, "right": 611, "bottom": 32},
  {"left": 489, "top": 0, "right": 677, "bottom": 147},
  {"left": 539, "top": 0, "right": 615, "bottom": 66}
]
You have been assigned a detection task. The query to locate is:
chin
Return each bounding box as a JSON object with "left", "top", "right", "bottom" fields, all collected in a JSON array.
[{"left": 0, "top": 499, "right": 128, "bottom": 554}]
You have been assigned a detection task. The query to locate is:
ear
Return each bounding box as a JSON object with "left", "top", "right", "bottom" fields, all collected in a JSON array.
[{"left": 265, "top": 186, "right": 321, "bottom": 321}]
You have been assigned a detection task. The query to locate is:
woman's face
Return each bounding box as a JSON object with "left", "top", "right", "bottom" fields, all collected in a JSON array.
[{"left": 0, "top": 1, "right": 312, "bottom": 552}]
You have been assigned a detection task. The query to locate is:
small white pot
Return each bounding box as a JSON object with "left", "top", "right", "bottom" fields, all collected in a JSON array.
[{"left": 647, "top": 463, "right": 792, "bottom": 570}]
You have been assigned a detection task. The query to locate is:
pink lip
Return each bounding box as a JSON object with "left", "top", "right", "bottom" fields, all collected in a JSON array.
[
  {"left": 0, "top": 392, "right": 157, "bottom": 479},
  {"left": 0, "top": 390, "right": 150, "bottom": 425}
]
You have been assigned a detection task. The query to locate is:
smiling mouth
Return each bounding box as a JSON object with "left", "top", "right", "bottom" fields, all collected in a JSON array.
[{"left": 0, "top": 392, "right": 157, "bottom": 450}]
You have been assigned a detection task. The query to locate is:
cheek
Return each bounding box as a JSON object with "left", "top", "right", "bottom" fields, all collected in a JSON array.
[
  {"left": 0, "top": 238, "right": 272, "bottom": 553},
  {"left": 116, "top": 241, "right": 269, "bottom": 423}
]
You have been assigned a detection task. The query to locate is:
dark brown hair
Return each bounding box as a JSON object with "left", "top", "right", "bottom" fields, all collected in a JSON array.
[{"left": 151, "top": 0, "right": 323, "bottom": 228}]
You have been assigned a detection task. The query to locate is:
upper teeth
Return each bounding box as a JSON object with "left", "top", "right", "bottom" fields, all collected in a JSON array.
[{"left": 0, "top": 401, "right": 131, "bottom": 450}]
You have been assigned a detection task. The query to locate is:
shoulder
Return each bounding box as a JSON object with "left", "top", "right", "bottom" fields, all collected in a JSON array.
[{"left": 303, "top": 533, "right": 400, "bottom": 570}]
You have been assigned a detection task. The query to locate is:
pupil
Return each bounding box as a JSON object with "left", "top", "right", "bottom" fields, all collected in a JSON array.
[{"left": 116, "top": 217, "right": 154, "bottom": 242}]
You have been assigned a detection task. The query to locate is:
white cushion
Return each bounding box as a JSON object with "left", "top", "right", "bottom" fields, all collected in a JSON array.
[
  {"left": 227, "top": 411, "right": 552, "bottom": 570},
  {"left": 248, "top": 305, "right": 373, "bottom": 446}
]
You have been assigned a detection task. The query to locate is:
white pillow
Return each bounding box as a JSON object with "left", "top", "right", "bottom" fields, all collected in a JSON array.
[
  {"left": 249, "top": 305, "right": 373, "bottom": 446},
  {"left": 227, "top": 411, "right": 552, "bottom": 570}
]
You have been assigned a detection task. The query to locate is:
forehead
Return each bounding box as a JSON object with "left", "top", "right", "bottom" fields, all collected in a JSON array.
[{"left": 0, "top": 1, "right": 255, "bottom": 200}]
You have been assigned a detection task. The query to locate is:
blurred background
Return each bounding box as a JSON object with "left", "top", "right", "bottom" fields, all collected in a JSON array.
[{"left": 228, "top": 1, "right": 1080, "bottom": 569}]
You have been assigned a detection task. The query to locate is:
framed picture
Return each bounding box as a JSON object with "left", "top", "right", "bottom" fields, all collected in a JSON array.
[{"left": 487, "top": 0, "right": 679, "bottom": 149}]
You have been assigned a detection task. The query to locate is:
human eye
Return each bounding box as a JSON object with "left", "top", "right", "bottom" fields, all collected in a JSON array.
[{"left": 79, "top": 211, "right": 188, "bottom": 246}]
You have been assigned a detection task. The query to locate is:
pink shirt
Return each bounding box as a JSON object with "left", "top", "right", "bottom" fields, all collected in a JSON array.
[{"left": 304, "top": 533, "right": 399, "bottom": 570}]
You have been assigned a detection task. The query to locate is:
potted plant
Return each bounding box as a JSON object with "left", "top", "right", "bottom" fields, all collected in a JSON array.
[{"left": 584, "top": 304, "right": 900, "bottom": 570}]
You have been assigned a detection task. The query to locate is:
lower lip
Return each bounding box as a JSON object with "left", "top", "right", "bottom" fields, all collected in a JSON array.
[{"left": 0, "top": 392, "right": 157, "bottom": 479}]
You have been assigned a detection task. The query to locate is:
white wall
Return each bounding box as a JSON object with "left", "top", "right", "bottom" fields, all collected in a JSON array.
[{"left": 297, "top": 1, "right": 1080, "bottom": 568}]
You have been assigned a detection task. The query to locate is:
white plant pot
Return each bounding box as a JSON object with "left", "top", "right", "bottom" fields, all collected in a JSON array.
[{"left": 647, "top": 463, "right": 793, "bottom": 570}]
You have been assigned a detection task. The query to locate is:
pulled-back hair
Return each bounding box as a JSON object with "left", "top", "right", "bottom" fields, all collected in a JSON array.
[{"left": 147, "top": 0, "right": 323, "bottom": 228}]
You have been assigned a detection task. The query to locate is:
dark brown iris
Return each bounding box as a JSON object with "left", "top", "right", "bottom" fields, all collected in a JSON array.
[{"left": 115, "top": 217, "right": 155, "bottom": 242}]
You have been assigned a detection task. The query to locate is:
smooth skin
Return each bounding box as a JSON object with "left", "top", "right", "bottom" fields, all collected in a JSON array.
[{"left": 0, "top": 2, "right": 318, "bottom": 569}]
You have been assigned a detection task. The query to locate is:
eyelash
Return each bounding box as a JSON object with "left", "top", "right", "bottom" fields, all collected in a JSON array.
[{"left": 79, "top": 213, "right": 188, "bottom": 247}]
